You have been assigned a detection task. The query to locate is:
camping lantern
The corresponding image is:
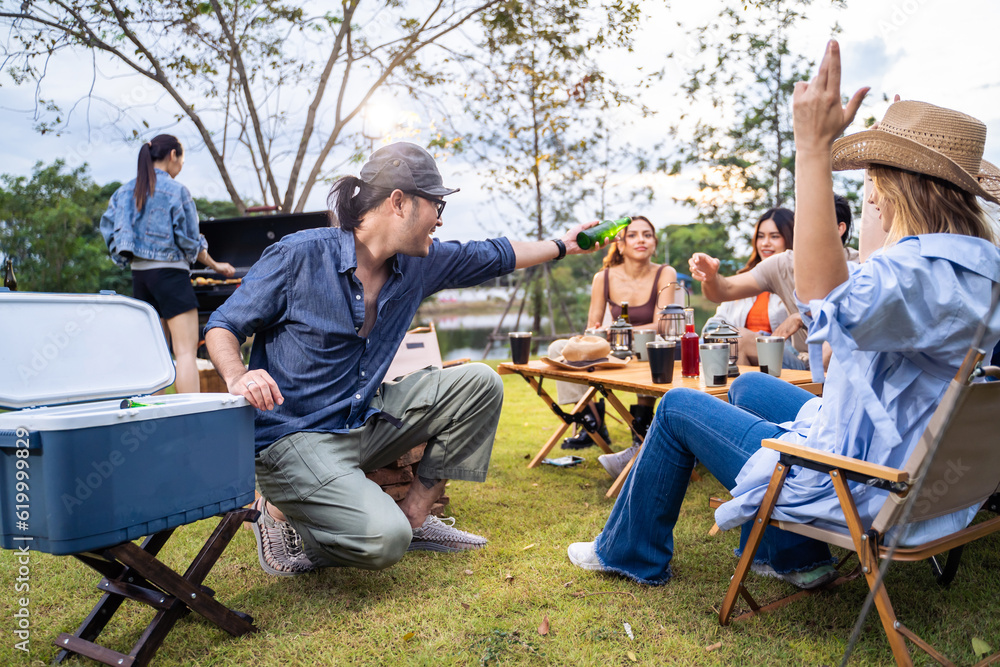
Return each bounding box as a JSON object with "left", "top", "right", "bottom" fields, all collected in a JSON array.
[
  {"left": 703, "top": 321, "right": 741, "bottom": 377},
  {"left": 607, "top": 314, "right": 633, "bottom": 359},
  {"left": 657, "top": 304, "right": 686, "bottom": 341},
  {"left": 656, "top": 282, "right": 690, "bottom": 342}
]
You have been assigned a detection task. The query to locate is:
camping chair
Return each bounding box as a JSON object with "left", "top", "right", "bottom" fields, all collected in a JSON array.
[
  {"left": 385, "top": 322, "right": 468, "bottom": 380},
  {"left": 713, "top": 345, "right": 1000, "bottom": 667}
]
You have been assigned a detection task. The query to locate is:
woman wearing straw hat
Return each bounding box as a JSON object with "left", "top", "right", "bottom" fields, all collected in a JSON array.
[{"left": 566, "top": 40, "right": 1000, "bottom": 589}]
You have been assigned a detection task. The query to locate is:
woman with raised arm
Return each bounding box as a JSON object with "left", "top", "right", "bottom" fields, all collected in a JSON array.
[
  {"left": 100, "top": 134, "right": 234, "bottom": 393},
  {"left": 565, "top": 41, "right": 1000, "bottom": 589}
]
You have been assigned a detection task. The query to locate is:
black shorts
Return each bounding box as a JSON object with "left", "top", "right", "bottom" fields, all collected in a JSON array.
[{"left": 131, "top": 268, "right": 198, "bottom": 320}]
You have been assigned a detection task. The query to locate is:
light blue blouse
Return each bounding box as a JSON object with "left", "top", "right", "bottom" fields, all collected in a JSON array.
[{"left": 716, "top": 234, "right": 1000, "bottom": 546}]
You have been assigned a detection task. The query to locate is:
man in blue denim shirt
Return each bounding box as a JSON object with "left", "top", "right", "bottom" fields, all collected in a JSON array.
[{"left": 206, "top": 142, "right": 601, "bottom": 576}]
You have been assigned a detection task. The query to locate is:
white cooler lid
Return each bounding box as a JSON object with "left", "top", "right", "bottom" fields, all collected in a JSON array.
[{"left": 0, "top": 292, "right": 176, "bottom": 409}]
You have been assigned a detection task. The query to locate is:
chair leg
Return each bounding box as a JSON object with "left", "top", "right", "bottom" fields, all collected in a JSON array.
[
  {"left": 928, "top": 545, "right": 964, "bottom": 587},
  {"left": 720, "top": 460, "right": 790, "bottom": 625},
  {"left": 829, "top": 470, "right": 913, "bottom": 667}
]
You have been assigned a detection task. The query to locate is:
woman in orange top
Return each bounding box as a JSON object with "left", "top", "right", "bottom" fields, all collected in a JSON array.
[{"left": 709, "top": 208, "right": 793, "bottom": 361}]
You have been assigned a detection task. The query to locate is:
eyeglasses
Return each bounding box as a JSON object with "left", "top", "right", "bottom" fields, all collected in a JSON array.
[{"left": 412, "top": 193, "right": 447, "bottom": 219}]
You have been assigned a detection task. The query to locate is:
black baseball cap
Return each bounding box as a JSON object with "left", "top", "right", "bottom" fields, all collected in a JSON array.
[{"left": 360, "top": 142, "right": 459, "bottom": 197}]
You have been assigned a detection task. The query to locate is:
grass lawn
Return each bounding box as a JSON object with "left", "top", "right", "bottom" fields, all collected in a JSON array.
[{"left": 1, "top": 362, "right": 998, "bottom": 666}]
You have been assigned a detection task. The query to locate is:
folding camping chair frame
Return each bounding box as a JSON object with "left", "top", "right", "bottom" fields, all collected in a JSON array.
[
  {"left": 713, "top": 348, "right": 1000, "bottom": 667},
  {"left": 54, "top": 507, "right": 259, "bottom": 667}
]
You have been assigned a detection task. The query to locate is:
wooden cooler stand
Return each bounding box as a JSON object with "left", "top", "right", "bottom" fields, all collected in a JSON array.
[{"left": 0, "top": 290, "right": 259, "bottom": 667}]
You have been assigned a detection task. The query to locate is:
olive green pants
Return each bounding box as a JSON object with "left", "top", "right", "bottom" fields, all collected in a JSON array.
[{"left": 254, "top": 363, "right": 503, "bottom": 570}]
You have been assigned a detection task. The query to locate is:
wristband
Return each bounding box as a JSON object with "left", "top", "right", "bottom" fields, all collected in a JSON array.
[{"left": 551, "top": 238, "right": 567, "bottom": 261}]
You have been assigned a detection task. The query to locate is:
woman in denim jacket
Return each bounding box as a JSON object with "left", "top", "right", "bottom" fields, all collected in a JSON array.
[{"left": 100, "top": 134, "right": 233, "bottom": 393}]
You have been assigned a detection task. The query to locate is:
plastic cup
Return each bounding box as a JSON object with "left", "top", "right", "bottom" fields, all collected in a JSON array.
[
  {"left": 700, "top": 343, "right": 730, "bottom": 387},
  {"left": 756, "top": 336, "right": 784, "bottom": 378},
  {"left": 509, "top": 332, "right": 532, "bottom": 365},
  {"left": 647, "top": 340, "right": 676, "bottom": 384},
  {"left": 632, "top": 330, "right": 656, "bottom": 361}
]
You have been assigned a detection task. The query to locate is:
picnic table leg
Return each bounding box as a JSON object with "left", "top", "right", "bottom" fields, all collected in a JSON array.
[
  {"left": 528, "top": 383, "right": 599, "bottom": 468},
  {"left": 598, "top": 389, "right": 635, "bottom": 447}
]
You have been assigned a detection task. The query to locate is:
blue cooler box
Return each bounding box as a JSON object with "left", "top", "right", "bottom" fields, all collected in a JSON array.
[{"left": 0, "top": 291, "right": 255, "bottom": 555}]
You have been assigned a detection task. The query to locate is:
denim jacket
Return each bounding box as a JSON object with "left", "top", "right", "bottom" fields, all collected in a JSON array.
[{"left": 100, "top": 169, "right": 207, "bottom": 267}]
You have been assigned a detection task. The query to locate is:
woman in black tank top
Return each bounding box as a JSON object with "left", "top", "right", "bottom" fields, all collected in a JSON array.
[
  {"left": 587, "top": 217, "right": 677, "bottom": 328},
  {"left": 563, "top": 218, "right": 678, "bottom": 477}
]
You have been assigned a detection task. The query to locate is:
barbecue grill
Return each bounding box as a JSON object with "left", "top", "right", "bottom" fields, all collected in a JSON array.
[{"left": 192, "top": 211, "right": 331, "bottom": 320}]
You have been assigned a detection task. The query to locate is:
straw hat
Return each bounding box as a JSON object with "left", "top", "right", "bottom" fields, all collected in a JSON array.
[
  {"left": 541, "top": 335, "right": 628, "bottom": 371},
  {"left": 831, "top": 101, "right": 1000, "bottom": 204}
]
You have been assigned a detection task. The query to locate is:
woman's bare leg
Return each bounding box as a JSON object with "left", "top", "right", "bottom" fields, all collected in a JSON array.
[{"left": 164, "top": 308, "right": 201, "bottom": 393}]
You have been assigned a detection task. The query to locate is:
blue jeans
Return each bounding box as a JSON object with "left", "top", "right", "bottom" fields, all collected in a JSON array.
[{"left": 593, "top": 372, "right": 833, "bottom": 585}]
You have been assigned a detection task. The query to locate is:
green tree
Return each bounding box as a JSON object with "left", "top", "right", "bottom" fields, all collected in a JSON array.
[
  {"left": 459, "top": 0, "right": 651, "bottom": 334},
  {"left": 0, "top": 161, "right": 130, "bottom": 294},
  {"left": 662, "top": 222, "right": 740, "bottom": 281},
  {"left": 666, "top": 0, "right": 844, "bottom": 237},
  {"left": 194, "top": 197, "right": 242, "bottom": 221},
  {"left": 1, "top": 1, "right": 504, "bottom": 213}
]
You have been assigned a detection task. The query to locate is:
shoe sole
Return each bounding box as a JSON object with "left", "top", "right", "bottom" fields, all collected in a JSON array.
[
  {"left": 752, "top": 562, "right": 838, "bottom": 590},
  {"left": 251, "top": 499, "right": 311, "bottom": 577},
  {"left": 795, "top": 569, "right": 840, "bottom": 590},
  {"left": 407, "top": 541, "right": 485, "bottom": 553},
  {"left": 597, "top": 455, "right": 625, "bottom": 478},
  {"left": 561, "top": 440, "right": 596, "bottom": 450},
  {"left": 568, "top": 554, "right": 607, "bottom": 572}
]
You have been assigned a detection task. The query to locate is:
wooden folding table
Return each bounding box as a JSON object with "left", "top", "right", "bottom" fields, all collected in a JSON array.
[{"left": 498, "top": 360, "right": 819, "bottom": 498}]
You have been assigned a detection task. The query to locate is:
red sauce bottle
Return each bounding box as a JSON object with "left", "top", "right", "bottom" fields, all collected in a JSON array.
[{"left": 680, "top": 307, "right": 700, "bottom": 377}]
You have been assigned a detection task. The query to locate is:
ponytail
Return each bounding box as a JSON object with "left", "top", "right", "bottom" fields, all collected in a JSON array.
[
  {"left": 328, "top": 175, "right": 395, "bottom": 231},
  {"left": 134, "top": 134, "right": 183, "bottom": 212}
]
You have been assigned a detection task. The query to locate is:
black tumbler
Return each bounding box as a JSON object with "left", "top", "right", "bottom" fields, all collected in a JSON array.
[
  {"left": 509, "top": 332, "right": 532, "bottom": 365},
  {"left": 647, "top": 340, "right": 676, "bottom": 384}
]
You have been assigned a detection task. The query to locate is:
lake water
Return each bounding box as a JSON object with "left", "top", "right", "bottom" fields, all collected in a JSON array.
[{"left": 433, "top": 312, "right": 552, "bottom": 361}]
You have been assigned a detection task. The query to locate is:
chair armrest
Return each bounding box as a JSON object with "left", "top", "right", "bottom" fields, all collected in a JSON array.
[
  {"left": 981, "top": 365, "right": 1000, "bottom": 379},
  {"left": 762, "top": 438, "right": 909, "bottom": 484},
  {"left": 708, "top": 496, "right": 727, "bottom": 509},
  {"left": 442, "top": 358, "right": 470, "bottom": 369}
]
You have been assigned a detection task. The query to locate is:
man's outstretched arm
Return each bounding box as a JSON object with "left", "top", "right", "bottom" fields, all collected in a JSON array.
[{"left": 509, "top": 220, "right": 603, "bottom": 269}]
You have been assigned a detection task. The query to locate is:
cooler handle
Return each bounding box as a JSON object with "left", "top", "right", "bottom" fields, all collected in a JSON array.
[{"left": 0, "top": 429, "right": 41, "bottom": 451}]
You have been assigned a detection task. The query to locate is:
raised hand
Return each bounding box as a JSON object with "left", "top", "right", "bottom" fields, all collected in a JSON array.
[
  {"left": 792, "top": 40, "right": 869, "bottom": 152},
  {"left": 689, "top": 252, "right": 721, "bottom": 283}
]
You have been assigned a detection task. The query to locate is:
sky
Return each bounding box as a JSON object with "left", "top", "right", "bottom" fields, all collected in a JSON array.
[{"left": 2, "top": 0, "right": 998, "bottom": 242}]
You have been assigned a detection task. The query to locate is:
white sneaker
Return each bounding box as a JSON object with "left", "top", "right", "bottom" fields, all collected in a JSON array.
[
  {"left": 598, "top": 444, "right": 639, "bottom": 478},
  {"left": 567, "top": 541, "right": 609, "bottom": 572}
]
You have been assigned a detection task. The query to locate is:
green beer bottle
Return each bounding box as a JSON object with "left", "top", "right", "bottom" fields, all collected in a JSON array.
[{"left": 576, "top": 216, "right": 631, "bottom": 250}]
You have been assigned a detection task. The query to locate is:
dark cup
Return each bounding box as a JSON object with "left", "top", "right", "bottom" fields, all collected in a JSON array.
[
  {"left": 647, "top": 340, "right": 676, "bottom": 384},
  {"left": 509, "top": 332, "right": 532, "bottom": 365}
]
